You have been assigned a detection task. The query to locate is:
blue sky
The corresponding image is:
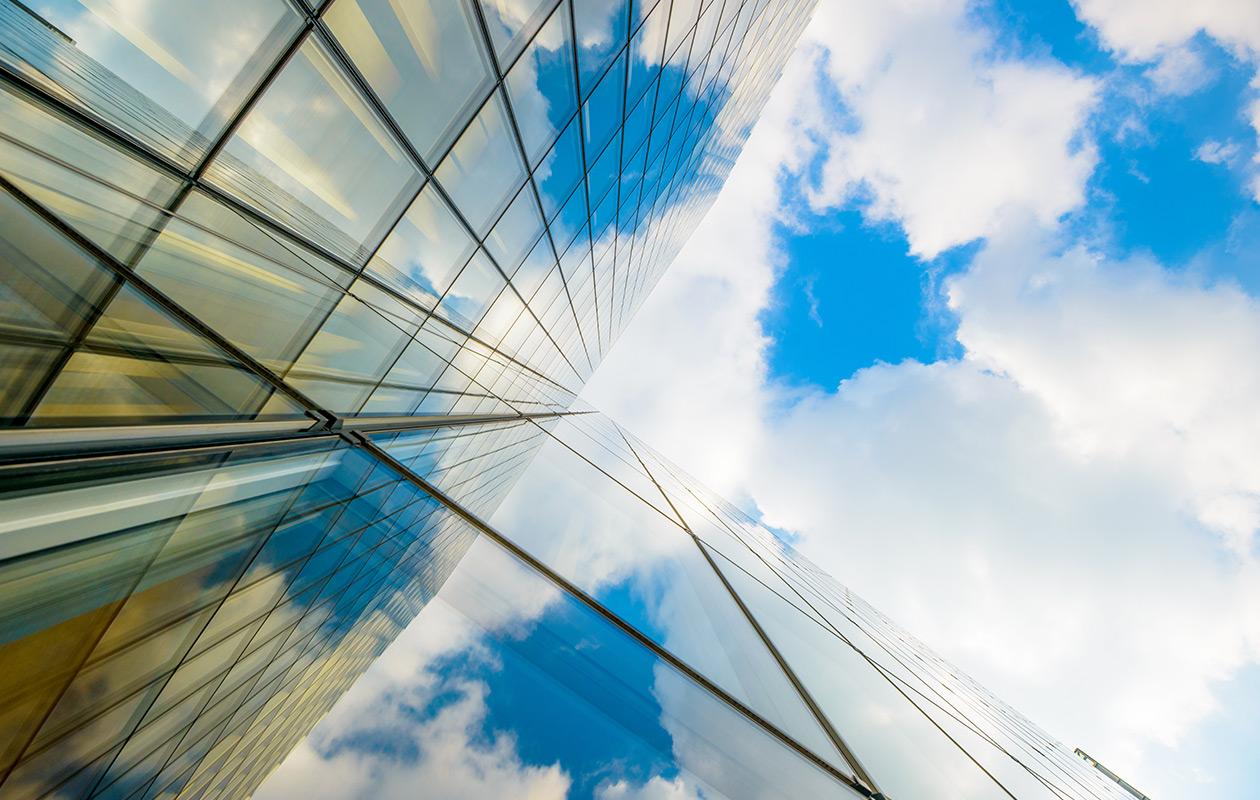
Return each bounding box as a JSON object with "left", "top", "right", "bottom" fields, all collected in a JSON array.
[{"left": 763, "top": 0, "right": 1260, "bottom": 394}]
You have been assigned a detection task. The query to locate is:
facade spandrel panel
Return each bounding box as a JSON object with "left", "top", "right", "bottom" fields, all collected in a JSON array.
[{"left": 0, "top": 0, "right": 1132, "bottom": 799}]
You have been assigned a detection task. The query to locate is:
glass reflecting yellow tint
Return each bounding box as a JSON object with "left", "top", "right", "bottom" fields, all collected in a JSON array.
[
  {"left": 325, "top": 0, "right": 493, "bottom": 162},
  {"left": 0, "top": 439, "right": 470, "bottom": 798},
  {"left": 0, "top": 188, "right": 305, "bottom": 426},
  {"left": 0, "top": 0, "right": 302, "bottom": 167},
  {"left": 205, "top": 38, "right": 420, "bottom": 264}
]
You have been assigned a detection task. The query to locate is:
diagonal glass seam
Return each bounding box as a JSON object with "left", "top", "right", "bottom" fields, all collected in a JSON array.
[
  {"left": 521, "top": 416, "right": 690, "bottom": 529},
  {"left": 611, "top": 422, "right": 884, "bottom": 795},
  {"left": 660, "top": 459, "right": 1038, "bottom": 800},
  {"left": 349, "top": 431, "right": 873, "bottom": 798}
]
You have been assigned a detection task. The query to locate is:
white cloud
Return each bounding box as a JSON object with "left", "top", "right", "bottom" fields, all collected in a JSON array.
[
  {"left": 1071, "top": 0, "right": 1260, "bottom": 200},
  {"left": 747, "top": 230, "right": 1260, "bottom": 786},
  {"left": 1146, "top": 43, "right": 1215, "bottom": 95},
  {"left": 1196, "top": 139, "right": 1241, "bottom": 165},
  {"left": 803, "top": 0, "right": 1100, "bottom": 258},
  {"left": 1071, "top": 0, "right": 1260, "bottom": 63},
  {"left": 598, "top": 775, "right": 699, "bottom": 800}
]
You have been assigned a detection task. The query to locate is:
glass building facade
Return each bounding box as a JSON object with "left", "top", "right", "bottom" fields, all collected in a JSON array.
[{"left": 0, "top": 0, "right": 1136, "bottom": 798}]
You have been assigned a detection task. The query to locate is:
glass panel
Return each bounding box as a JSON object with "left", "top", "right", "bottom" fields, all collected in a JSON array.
[
  {"left": 0, "top": 188, "right": 305, "bottom": 426},
  {"left": 367, "top": 183, "right": 475, "bottom": 308},
  {"left": 284, "top": 286, "right": 413, "bottom": 414},
  {"left": 0, "top": 0, "right": 303, "bottom": 167},
  {"left": 510, "top": 233, "right": 556, "bottom": 301},
  {"left": 477, "top": 0, "right": 553, "bottom": 62},
  {"left": 485, "top": 184, "right": 544, "bottom": 275},
  {"left": 534, "top": 116, "right": 584, "bottom": 222},
  {"left": 257, "top": 535, "right": 860, "bottom": 800},
  {"left": 504, "top": 4, "right": 577, "bottom": 166},
  {"left": 708, "top": 544, "right": 1014, "bottom": 800},
  {"left": 325, "top": 0, "right": 493, "bottom": 162},
  {"left": 205, "top": 37, "right": 420, "bottom": 264},
  {"left": 435, "top": 91, "right": 526, "bottom": 235},
  {"left": 437, "top": 250, "right": 506, "bottom": 327},
  {"left": 574, "top": 0, "right": 629, "bottom": 94},
  {"left": 583, "top": 50, "right": 626, "bottom": 157},
  {"left": 135, "top": 191, "right": 346, "bottom": 374}
]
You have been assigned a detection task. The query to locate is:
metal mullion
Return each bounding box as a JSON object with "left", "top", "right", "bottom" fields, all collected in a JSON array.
[
  {"left": 611, "top": 425, "right": 885, "bottom": 795},
  {"left": 340, "top": 409, "right": 584, "bottom": 436},
  {"left": 0, "top": 175, "right": 335, "bottom": 426},
  {"left": 678, "top": 474, "right": 1028, "bottom": 800},
  {"left": 350, "top": 433, "right": 871, "bottom": 798},
  {"left": 565, "top": 1, "right": 605, "bottom": 359},
  {"left": 467, "top": 0, "right": 597, "bottom": 376}
]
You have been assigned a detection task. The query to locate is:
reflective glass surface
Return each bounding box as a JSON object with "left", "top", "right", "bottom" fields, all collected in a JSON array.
[
  {"left": 325, "top": 0, "right": 493, "bottom": 162},
  {"left": 261, "top": 535, "right": 860, "bottom": 800}
]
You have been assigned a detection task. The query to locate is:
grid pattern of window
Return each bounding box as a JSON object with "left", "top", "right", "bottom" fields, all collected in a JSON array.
[{"left": 0, "top": 1, "right": 1132, "bottom": 799}]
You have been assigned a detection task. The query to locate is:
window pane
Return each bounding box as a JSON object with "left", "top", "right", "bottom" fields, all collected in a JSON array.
[
  {"left": 477, "top": 0, "right": 552, "bottom": 62},
  {"left": 367, "top": 184, "right": 475, "bottom": 308},
  {"left": 205, "top": 38, "right": 420, "bottom": 264},
  {"left": 435, "top": 92, "right": 525, "bottom": 235},
  {"left": 485, "top": 185, "right": 544, "bottom": 275},
  {"left": 325, "top": 0, "right": 493, "bottom": 162},
  {"left": 0, "top": 0, "right": 302, "bottom": 167},
  {"left": 574, "top": 0, "right": 629, "bottom": 94},
  {"left": 136, "top": 191, "right": 346, "bottom": 374},
  {"left": 504, "top": 4, "right": 577, "bottom": 166},
  {"left": 437, "top": 251, "right": 506, "bottom": 328},
  {"left": 284, "top": 286, "right": 413, "bottom": 414}
]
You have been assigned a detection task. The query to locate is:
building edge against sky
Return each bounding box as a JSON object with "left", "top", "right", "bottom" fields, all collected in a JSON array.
[{"left": 0, "top": 0, "right": 1142, "bottom": 798}]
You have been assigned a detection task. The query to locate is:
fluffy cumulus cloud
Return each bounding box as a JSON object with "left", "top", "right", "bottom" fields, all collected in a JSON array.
[
  {"left": 803, "top": 0, "right": 1100, "bottom": 258},
  {"left": 1071, "top": 0, "right": 1260, "bottom": 198},
  {"left": 748, "top": 233, "right": 1260, "bottom": 779},
  {"left": 587, "top": 1, "right": 1260, "bottom": 798}
]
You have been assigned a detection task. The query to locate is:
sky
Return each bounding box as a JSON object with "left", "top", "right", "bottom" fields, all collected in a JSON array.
[
  {"left": 580, "top": 1, "right": 1260, "bottom": 798},
  {"left": 255, "top": 2, "right": 1260, "bottom": 798}
]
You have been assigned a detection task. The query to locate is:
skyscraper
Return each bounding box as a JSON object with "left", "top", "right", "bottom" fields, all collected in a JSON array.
[{"left": 0, "top": 1, "right": 1135, "bottom": 799}]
